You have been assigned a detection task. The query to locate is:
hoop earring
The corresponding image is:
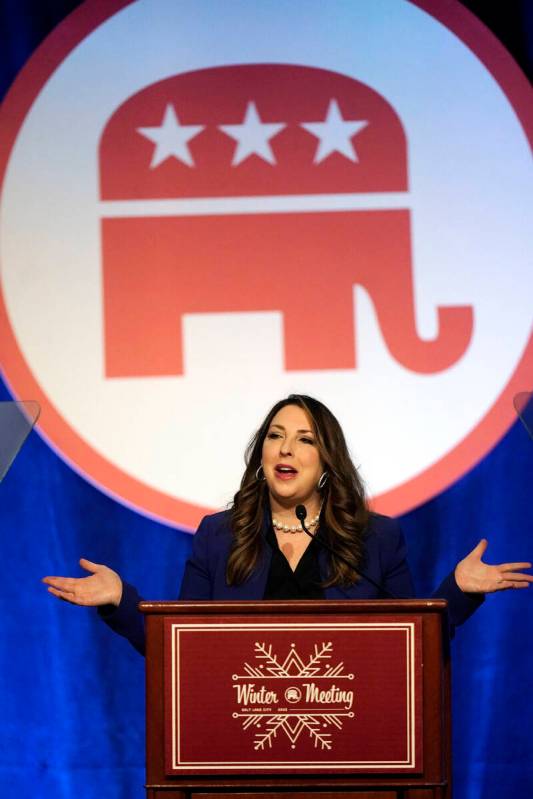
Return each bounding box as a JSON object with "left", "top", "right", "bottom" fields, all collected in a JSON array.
[
  {"left": 255, "top": 464, "right": 265, "bottom": 481},
  {"left": 317, "top": 472, "right": 328, "bottom": 490}
]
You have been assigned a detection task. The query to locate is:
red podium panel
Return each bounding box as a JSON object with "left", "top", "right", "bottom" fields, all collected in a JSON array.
[
  {"left": 164, "top": 615, "right": 423, "bottom": 775},
  {"left": 141, "top": 600, "right": 450, "bottom": 799}
]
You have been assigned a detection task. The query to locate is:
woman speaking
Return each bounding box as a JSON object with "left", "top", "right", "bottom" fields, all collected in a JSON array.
[{"left": 43, "top": 395, "right": 532, "bottom": 654}]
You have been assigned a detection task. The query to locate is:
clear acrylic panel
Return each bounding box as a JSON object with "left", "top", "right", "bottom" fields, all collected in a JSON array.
[{"left": 0, "top": 400, "right": 40, "bottom": 481}]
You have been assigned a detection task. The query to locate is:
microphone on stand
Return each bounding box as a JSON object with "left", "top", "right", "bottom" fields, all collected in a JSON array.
[{"left": 295, "top": 504, "right": 398, "bottom": 599}]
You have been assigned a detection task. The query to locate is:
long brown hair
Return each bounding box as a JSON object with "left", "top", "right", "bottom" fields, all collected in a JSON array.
[{"left": 227, "top": 395, "right": 369, "bottom": 587}]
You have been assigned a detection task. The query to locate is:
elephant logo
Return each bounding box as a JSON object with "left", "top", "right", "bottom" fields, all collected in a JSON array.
[
  {"left": 1, "top": 1, "right": 530, "bottom": 527},
  {"left": 99, "top": 64, "right": 472, "bottom": 378},
  {"left": 285, "top": 687, "right": 302, "bottom": 703}
]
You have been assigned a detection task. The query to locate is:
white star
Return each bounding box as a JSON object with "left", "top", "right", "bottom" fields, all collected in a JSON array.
[
  {"left": 219, "top": 101, "right": 285, "bottom": 166},
  {"left": 137, "top": 104, "right": 204, "bottom": 168},
  {"left": 301, "top": 99, "right": 368, "bottom": 164}
]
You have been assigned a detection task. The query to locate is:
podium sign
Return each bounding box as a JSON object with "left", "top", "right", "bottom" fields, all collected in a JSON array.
[
  {"left": 164, "top": 616, "right": 423, "bottom": 775},
  {"left": 142, "top": 600, "right": 450, "bottom": 799}
]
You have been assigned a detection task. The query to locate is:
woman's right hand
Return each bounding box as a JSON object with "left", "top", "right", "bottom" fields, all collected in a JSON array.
[{"left": 42, "top": 558, "right": 123, "bottom": 607}]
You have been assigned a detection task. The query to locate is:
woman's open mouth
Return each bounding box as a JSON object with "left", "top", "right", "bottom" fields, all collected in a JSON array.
[{"left": 274, "top": 464, "right": 298, "bottom": 481}]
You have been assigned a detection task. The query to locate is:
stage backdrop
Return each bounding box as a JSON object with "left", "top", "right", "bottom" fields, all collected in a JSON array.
[{"left": 0, "top": 1, "right": 532, "bottom": 798}]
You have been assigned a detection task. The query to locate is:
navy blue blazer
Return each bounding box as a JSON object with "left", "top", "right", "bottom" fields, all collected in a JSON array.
[{"left": 101, "top": 510, "right": 483, "bottom": 655}]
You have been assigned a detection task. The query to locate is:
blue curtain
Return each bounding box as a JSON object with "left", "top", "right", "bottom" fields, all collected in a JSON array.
[{"left": 1, "top": 2, "right": 532, "bottom": 798}]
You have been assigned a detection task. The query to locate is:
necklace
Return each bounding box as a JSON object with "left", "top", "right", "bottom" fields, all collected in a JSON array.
[{"left": 272, "top": 511, "right": 321, "bottom": 534}]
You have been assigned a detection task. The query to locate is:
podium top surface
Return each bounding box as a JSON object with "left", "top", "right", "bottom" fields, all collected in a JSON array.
[{"left": 139, "top": 598, "right": 448, "bottom": 615}]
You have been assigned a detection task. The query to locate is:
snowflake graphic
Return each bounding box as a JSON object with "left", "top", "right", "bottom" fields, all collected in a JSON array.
[{"left": 232, "top": 641, "right": 355, "bottom": 751}]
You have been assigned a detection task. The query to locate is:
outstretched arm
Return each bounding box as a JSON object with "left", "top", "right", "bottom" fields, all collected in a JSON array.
[
  {"left": 43, "top": 558, "right": 123, "bottom": 606},
  {"left": 431, "top": 539, "right": 531, "bottom": 633},
  {"left": 43, "top": 560, "right": 146, "bottom": 655},
  {"left": 455, "top": 539, "right": 532, "bottom": 593}
]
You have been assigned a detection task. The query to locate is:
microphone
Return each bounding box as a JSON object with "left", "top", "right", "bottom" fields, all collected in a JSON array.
[
  {"left": 295, "top": 504, "right": 310, "bottom": 526},
  {"left": 295, "top": 504, "right": 397, "bottom": 599}
]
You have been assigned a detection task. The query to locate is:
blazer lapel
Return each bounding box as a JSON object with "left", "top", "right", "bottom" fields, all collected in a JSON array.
[{"left": 218, "top": 505, "right": 273, "bottom": 600}]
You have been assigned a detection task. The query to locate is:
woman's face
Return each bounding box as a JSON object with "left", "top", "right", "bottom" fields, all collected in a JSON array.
[{"left": 261, "top": 404, "right": 323, "bottom": 511}]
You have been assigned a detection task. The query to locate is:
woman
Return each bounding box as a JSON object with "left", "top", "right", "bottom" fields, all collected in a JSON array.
[{"left": 43, "top": 394, "right": 532, "bottom": 655}]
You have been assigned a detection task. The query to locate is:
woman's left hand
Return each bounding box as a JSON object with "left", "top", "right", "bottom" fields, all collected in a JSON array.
[{"left": 455, "top": 539, "right": 533, "bottom": 593}]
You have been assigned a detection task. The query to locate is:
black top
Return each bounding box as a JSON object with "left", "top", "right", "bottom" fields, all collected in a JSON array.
[{"left": 263, "top": 524, "right": 325, "bottom": 599}]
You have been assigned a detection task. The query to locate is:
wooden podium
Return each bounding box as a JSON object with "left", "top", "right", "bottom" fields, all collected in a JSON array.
[{"left": 140, "top": 599, "right": 451, "bottom": 799}]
